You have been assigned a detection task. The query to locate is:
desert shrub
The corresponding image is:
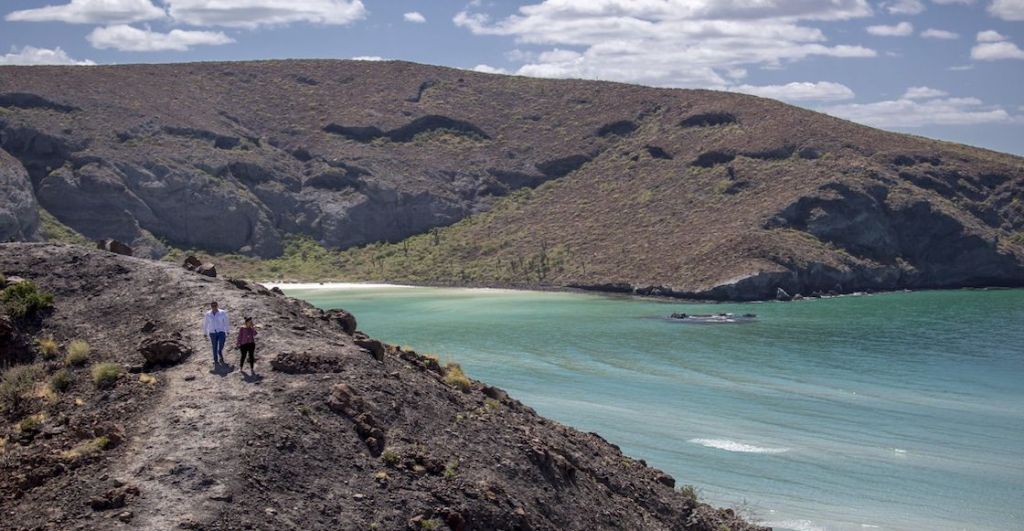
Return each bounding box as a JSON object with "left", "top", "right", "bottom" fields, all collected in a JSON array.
[
  {"left": 65, "top": 340, "right": 90, "bottom": 366},
  {"left": 62, "top": 436, "right": 109, "bottom": 460},
  {"left": 679, "top": 484, "right": 699, "bottom": 503},
  {"left": 50, "top": 369, "right": 73, "bottom": 392},
  {"left": 0, "top": 363, "right": 45, "bottom": 415},
  {"left": 36, "top": 336, "right": 60, "bottom": 360},
  {"left": 419, "top": 519, "right": 442, "bottom": 530},
  {"left": 138, "top": 373, "right": 157, "bottom": 385},
  {"left": 442, "top": 363, "right": 472, "bottom": 391},
  {"left": 381, "top": 449, "right": 400, "bottom": 466},
  {"left": 443, "top": 460, "right": 460, "bottom": 479},
  {"left": 1, "top": 281, "right": 54, "bottom": 318},
  {"left": 17, "top": 413, "right": 45, "bottom": 432},
  {"left": 91, "top": 363, "right": 123, "bottom": 389}
]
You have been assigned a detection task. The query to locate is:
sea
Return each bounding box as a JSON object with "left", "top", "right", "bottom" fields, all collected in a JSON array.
[{"left": 283, "top": 285, "right": 1024, "bottom": 531}]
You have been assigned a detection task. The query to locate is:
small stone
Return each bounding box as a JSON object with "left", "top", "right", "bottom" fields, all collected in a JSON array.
[
  {"left": 352, "top": 493, "right": 366, "bottom": 501},
  {"left": 264, "top": 508, "right": 277, "bottom": 516},
  {"left": 117, "top": 511, "right": 133, "bottom": 523},
  {"left": 183, "top": 375, "right": 196, "bottom": 381}
]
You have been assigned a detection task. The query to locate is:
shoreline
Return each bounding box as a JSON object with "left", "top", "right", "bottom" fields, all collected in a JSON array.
[{"left": 261, "top": 278, "right": 1022, "bottom": 302}]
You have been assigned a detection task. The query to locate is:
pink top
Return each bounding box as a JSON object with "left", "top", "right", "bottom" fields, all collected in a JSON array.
[{"left": 237, "top": 326, "right": 257, "bottom": 346}]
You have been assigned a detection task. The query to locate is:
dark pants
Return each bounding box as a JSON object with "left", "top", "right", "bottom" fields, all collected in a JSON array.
[
  {"left": 239, "top": 342, "right": 256, "bottom": 370},
  {"left": 209, "top": 331, "right": 226, "bottom": 363}
]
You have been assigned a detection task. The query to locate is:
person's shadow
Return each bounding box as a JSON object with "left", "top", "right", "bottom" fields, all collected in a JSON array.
[
  {"left": 210, "top": 363, "right": 236, "bottom": 377},
  {"left": 241, "top": 371, "right": 264, "bottom": 384}
]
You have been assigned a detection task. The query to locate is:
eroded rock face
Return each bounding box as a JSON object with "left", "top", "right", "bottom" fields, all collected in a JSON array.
[
  {"left": 138, "top": 335, "right": 193, "bottom": 367},
  {"left": 0, "top": 150, "right": 39, "bottom": 242}
]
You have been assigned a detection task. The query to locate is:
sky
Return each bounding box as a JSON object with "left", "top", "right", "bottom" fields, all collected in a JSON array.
[{"left": 1, "top": 0, "right": 1023, "bottom": 155}]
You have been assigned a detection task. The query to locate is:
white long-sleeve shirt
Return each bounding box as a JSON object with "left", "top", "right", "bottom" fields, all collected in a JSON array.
[{"left": 203, "top": 309, "right": 230, "bottom": 335}]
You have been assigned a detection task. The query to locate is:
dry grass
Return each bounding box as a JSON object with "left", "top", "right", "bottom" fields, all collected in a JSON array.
[
  {"left": 442, "top": 363, "right": 472, "bottom": 391},
  {"left": 61, "top": 436, "right": 110, "bottom": 461},
  {"left": 65, "top": 340, "right": 90, "bottom": 366},
  {"left": 91, "top": 363, "right": 124, "bottom": 389},
  {"left": 36, "top": 336, "right": 60, "bottom": 360},
  {"left": 49, "top": 369, "right": 73, "bottom": 393}
]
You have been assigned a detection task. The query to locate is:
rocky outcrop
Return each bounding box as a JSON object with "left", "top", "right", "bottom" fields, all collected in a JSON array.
[
  {"left": 0, "top": 149, "right": 39, "bottom": 242},
  {"left": 96, "top": 239, "right": 133, "bottom": 256}
]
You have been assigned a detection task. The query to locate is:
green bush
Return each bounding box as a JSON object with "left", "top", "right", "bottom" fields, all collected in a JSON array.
[
  {"left": 65, "top": 340, "right": 90, "bottom": 366},
  {"left": 50, "top": 369, "right": 73, "bottom": 393},
  {"left": 679, "top": 484, "right": 699, "bottom": 503},
  {"left": 91, "top": 363, "right": 124, "bottom": 389},
  {"left": 0, "top": 363, "right": 45, "bottom": 416},
  {"left": 1, "top": 281, "right": 54, "bottom": 318},
  {"left": 36, "top": 336, "right": 60, "bottom": 360}
]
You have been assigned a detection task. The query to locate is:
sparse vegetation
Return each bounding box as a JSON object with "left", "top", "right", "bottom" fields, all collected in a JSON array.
[
  {"left": 484, "top": 398, "right": 500, "bottom": 411},
  {"left": 62, "top": 435, "right": 110, "bottom": 460},
  {"left": 91, "top": 363, "right": 124, "bottom": 389},
  {"left": 65, "top": 340, "right": 91, "bottom": 366},
  {"left": 419, "top": 519, "right": 442, "bottom": 530},
  {"left": 138, "top": 373, "right": 157, "bottom": 385},
  {"left": 36, "top": 336, "right": 60, "bottom": 360},
  {"left": 1, "top": 281, "right": 54, "bottom": 319},
  {"left": 38, "top": 208, "right": 91, "bottom": 245},
  {"left": 444, "top": 460, "right": 460, "bottom": 479},
  {"left": 17, "top": 413, "right": 45, "bottom": 432},
  {"left": 442, "top": 362, "right": 472, "bottom": 391},
  {"left": 381, "top": 449, "right": 400, "bottom": 466},
  {"left": 49, "top": 369, "right": 73, "bottom": 393},
  {"left": 679, "top": 484, "right": 699, "bottom": 503},
  {"left": 0, "top": 363, "right": 45, "bottom": 416}
]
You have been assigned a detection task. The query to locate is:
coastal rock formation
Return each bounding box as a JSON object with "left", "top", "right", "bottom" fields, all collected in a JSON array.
[
  {"left": 0, "top": 60, "right": 1022, "bottom": 298},
  {"left": 0, "top": 243, "right": 762, "bottom": 531}
]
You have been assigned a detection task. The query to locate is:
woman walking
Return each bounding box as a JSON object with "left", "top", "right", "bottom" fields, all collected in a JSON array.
[{"left": 237, "top": 317, "right": 258, "bottom": 374}]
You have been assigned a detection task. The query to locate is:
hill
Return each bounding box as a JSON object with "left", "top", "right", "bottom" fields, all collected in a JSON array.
[
  {"left": 0, "top": 243, "right": 762, "bottom": 530},
  {"left": 1, "top": 60, "right": 1022, "bottom": 299}
]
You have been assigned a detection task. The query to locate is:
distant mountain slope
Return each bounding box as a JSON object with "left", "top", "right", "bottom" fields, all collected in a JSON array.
[{"left": 1, "top": 60, "right": 1022, "bottom": 298}]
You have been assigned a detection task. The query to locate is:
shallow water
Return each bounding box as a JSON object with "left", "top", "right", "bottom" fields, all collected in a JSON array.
[{"left": 286, "top": 286, "right": 1024, "bottom": 531}]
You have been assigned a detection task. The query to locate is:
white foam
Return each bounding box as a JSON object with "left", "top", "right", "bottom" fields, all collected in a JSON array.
[
  {"left": 262, "top": 282, "right": 416, "bottom": 290},
  {"left": 688, "top": 438, "right": 790, "bottom": 454},
  {"left": 763, "top": 520, "right": 825, "bottom": 531}
]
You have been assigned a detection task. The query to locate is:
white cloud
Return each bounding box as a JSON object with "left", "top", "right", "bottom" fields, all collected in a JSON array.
[
  {"left": 733, "top": 81, "right": 855, "bottom": 102},
  {"left": 5, "top": 0, "right": 165, "bottom": 24},
  {"left": 403, "top": 11, "right": 425, "bottom": 23},
  {"left": 472, "top": 64, "right": 509, "bottom": 74},
  {"left": 0, "top": 45, "right": 95, "bottom": 65},
  {"left": 87, "top": 24, "right": 233, "bottom": 51},
  {"left": 972, "top": 40, "right": 1024, "bottom": 60},
  {"left": 883, "top": 0, "right": 926, "bottom": 14},
  {"left": 823, "top": 96, "right": 1014, "bottom": 127},
  {"left": 903, "top": 86, "right": 948, "bottom": 99},
  {"left": 931, "top": 0, "right": 974, "bottom": 4},
  {"left": 164, "top": 0, "right": 366, "bottom": 28},
  {"left": 866, "top": 21, "right": 914, "bottom": 36},
  {"left": 351, "top": 55, "right": 384, "bottom": 61},
  {"left": 977, "top": 30, "right": 1007, "bottom": 42},
  {"left": 454, "top": 1, "right": 876, "bottom": 88},
  {"left": 988, "top": 0, "right": 1024, "bottom": 20},
  {"left": 921, "top": 28, "right": 958, "bottom": 39}
]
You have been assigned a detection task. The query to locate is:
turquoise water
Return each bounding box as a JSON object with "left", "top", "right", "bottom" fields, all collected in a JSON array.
[{"left": 287, "top": 286, "right": 1024, "bottom": 531}]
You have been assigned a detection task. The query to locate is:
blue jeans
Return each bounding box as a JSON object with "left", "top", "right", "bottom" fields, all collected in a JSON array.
[{"left": 209, "top": 331, "right": 226, "bottom": 363}]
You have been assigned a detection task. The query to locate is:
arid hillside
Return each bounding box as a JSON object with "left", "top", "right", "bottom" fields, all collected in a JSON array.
[
  {"left": 1, "top": 60, "right": 1022, "bottom": 298},
  {"left": 0, "top": 243, "right": 761, "bottom": 530}
]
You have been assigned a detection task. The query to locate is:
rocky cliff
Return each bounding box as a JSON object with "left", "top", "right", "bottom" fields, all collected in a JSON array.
[
  {"left": 1, "top": 60, "right": 1022, "bottom": 298},
  {"left": 0, "top": 243, "right": 762, "bottom": 530}
]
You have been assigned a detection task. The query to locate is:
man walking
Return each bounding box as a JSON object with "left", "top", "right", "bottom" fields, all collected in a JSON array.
[{"left": 203, "top": 300, "right": 230, "bottom": 365}]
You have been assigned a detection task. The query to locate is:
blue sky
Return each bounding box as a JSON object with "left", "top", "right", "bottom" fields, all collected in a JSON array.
[{"left": 2, "top": 0, "right": 1023, "bottom": 155}]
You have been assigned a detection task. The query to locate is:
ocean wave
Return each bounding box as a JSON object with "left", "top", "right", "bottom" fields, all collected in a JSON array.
[
  {"left": 688, "top": 438, "right": 790, "bottom": 454},
  {"left": 762, "top": 520, "right": 825, "bottom": 531}
]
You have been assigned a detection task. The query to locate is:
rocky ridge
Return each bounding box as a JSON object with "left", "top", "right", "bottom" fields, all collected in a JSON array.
[{"left": 0, "top": 243, "right": 763, "bottom": 530}]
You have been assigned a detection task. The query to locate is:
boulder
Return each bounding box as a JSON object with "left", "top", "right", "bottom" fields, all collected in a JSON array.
[
  {"left": 196, "top": 263, "right": 217, "bottom": 278},
  {"left": 775, "top": 287, "right": 792, "bottom": 301},
  {"left": 138, "top": 335, "right": 192, "bottom": 367},
  {"left": 324, "top": 308, "right": 357, "bottom": 335},
  {"left": 183, "top": 255, "right": 202, "bottom": 271},
  {"left": 353, "top": 336, "right": 385, "bottom": 361},
  {"left": 96, "top": 239, "right": 133, "bottom": 256}
]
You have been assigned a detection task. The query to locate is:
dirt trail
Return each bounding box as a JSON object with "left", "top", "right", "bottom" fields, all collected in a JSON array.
[{"left": 110, "top": 274, "right": 284, "bottom": 529}]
